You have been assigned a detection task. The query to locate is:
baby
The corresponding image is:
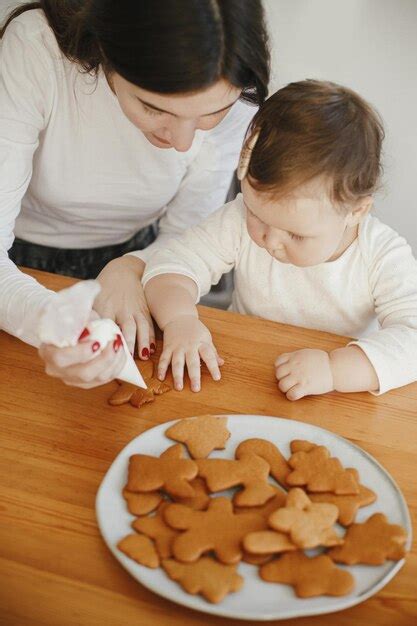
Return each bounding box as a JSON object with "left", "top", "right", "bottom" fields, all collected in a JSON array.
[{"left": 142, "top": 80, "right": 417, "bottom": 400}]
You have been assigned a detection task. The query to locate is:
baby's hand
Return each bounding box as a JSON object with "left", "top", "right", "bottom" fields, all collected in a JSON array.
[
  {"left": 274, "top": 349, "right": 334, "bottom": 401},
  {"left": 158, "top": 315, "right": 224, "bottom": 392}
]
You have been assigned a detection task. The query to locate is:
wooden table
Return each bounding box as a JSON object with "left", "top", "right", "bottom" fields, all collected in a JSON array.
[{"left": 0, "top": 269, "right": 416, "bottom": 626}]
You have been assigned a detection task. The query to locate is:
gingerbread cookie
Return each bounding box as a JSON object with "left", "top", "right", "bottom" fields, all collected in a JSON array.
[
  {"left": 234, "top": 487, "right": 286, "bottom": 519},
  {"left": 165, "top": 415, "right": 230, "bottom": 459},
  {"left": 308, "top": 469, "right": 376, "bottom": 526},
  {"left": 235, "top": 438, "right": 291, "bottom": 486},
  {"left": 286, "top": 446, "right": 360, "bottom": 494},
  {"left": 328, "top": 513, "right": 408, "bottom": 565},
  {"left": 242, "top": 551, "right": 274, "bottom": 566},
  {"left": 109, "top": 359, "right": 171, "bottom": 407},
  {"left": 162, "top": 557, "right": 243, "bottom": 604},
  {"left": 268, "top": 488, "right": 342, "bottom": 549},
  {"left": 117, "top": 533, "right": 159, "bottom": 569},
  {"left": 197, "top": 453, "right": 276, "bottom": 506},
  {"left": 290, "top": 440, "right": 318, "bottom": 454},
  {"left": 172, "top": 477, "right": 211, "bottom": 511},
  {"left": 127, "top": 444, "right": 198, "bottom": 498},
  {"left": 243, "top": 530, "right": 297, "bottom": 555},
  {"left": 132, "top": 503, "right": 180, "bottom": 559},
  {"left": 122, "top": 488, "right": 164, "bottom": 516},
  {"left": 163, "top": 496, "right": 267, "bottom": 564},
  {"left": 260, "top": 552, "right": 355, "bottom": 598}
]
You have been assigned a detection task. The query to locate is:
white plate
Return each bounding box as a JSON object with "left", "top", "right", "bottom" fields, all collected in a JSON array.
[{"left": 96, "top": 415, "right": 412, "bottom": 621}]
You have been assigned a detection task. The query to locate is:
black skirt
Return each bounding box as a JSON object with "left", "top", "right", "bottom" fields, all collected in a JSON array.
[{"left": 9, "top": 224, "right": 157, "bottom": 279}]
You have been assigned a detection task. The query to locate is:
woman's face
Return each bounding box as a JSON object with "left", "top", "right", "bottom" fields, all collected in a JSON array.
[{"left": 110, "top": 74, "right": 241, "bottom": 152}]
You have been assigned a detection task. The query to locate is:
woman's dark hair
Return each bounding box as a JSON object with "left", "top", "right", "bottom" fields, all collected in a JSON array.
[
  {"left": 247, "top": 80, "right": 384, "bottom": 207},
  {"left": 1, "top": 0, "right": 270, "bottom": 105}
]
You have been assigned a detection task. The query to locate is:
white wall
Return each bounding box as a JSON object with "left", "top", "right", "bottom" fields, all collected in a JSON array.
[
  {"left": 1, "top": 0, "right": 416, "bottom": 251},
  {"left": 263, "top": 0, "right": 417, "bottom": 251}
]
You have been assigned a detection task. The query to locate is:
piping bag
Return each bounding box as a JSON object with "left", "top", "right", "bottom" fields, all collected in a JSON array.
[{"left": 37, "top": 280, "right": 146, "bottom": 388}]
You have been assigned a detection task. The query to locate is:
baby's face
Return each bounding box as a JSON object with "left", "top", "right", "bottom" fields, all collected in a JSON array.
[{"left": 243, "top": 177, "right": 355, "bottom": 267}]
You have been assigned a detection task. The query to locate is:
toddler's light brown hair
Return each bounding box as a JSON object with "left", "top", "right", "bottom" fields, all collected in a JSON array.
[{"left": 247, "top": 80, "right": 384, "bottom": 210}]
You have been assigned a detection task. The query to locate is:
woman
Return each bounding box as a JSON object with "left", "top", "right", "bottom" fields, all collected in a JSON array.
[{"left": 0, "top": 0, "right": 270, "bottom": 387}]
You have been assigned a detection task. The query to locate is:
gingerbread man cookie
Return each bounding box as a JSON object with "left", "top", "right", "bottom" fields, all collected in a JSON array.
[
  {"left": 163, "top": 496, "right": 267, "bottom": 564},
  {"left": 328, "top": 513, "right": 408, "bottom": 565},
  {"left": 260, "top": 552, "right": 355, "bottom": 598},
  {"left": 132, "top": 503, "right": 180, "bottom": 559},
  {"left": 286, "top": 445, "right": 360, "bottom": 494},
  {"left": 268, "top": 488, "right": 342, "bottom": 549},
  {"left": 127, "top": 444, "right": 198, "bottom": 498},
  {"left": 165, "top": 415, "right": 230, "bottom": 459},
  {"left": 109, "top": 359, "right": 171, "bottom": 407}
]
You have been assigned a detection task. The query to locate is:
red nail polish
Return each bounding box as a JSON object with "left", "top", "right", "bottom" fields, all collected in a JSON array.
[
  {"left": 113, "top": 334, "right": 123, "bottom": 352},
  {"left": 141, "top": 347, "right": 150, "bottom": 358},
  {"left": 78, "top": 327, "right": 90, "bottom": 341},
  {"left": 92, "top": 341, "right": 100, "bottom": 353},
  {"left": 150, "top": 342, "right": 156, "bottom": 352}
]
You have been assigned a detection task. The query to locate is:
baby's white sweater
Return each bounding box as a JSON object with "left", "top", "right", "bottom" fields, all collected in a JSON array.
[{"left": 142, "top": 195, "right": 417, "bottom": 394}]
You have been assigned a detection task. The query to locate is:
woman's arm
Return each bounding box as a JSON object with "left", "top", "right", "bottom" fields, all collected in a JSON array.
[{"left": 0, "top": 18, "right": 56, "bottom": 346}]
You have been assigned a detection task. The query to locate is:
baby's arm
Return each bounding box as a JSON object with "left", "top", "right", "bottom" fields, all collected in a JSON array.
[
  {"left": 142, "top": 199, "right": 245, "bottom": 391},
  {"left": 145, "top": 273, "right": 222, "bottom": 391},
  {"left": 274, "top": 345, "right": 378, "bottom": 401},
  {"left": 275, "top": 220, "right": 417, "bottom": 400}
]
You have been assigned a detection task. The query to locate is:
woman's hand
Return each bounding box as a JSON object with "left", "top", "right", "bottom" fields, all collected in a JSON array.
[
  {"left": 95, "top": 255, "right": 155, "bottom": 358},
  {"left": 158, "top": 315, "right": 224, "bottom": 392},
  {"left": 39, "top": 328, "right": 127, "bottom": 389},
  {"left": 274, "top": 349, "right": 334, "bottom": 401}
]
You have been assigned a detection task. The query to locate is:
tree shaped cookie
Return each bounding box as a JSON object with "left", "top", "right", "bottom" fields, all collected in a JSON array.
[
  {"left": 108, "top": 359, "right": 171, "bottom": 407},
  {"left": 162, "top": 557, "right": 244, "bottom": 604},
  {"left": 127, "top": 444, "right": 198, "bottom": 498},
  {"left": 260, "top": 552, "right": 355, "bottom": 598},
  {"left": 268, "top": 488, "right": 342, "bottom": 548},
  {"left": 235, "top": 438, "right": 291, "bottom": 486},
  {"left": 117, "top": 533, "right": 160, "bottom": 568},
  {"left": 132, "top": 503, "right": 180, "bottom": 558},
  {"left": 328, "top": 513, "right": 408, "bottom": 565},
  {"left": 308, "top": 468, "right": 376, "bottom": 526},
  {"left": 286, "top": 445, "right": 360, "bottom": 494},
  {"left": 163, "top": 496, "right": 267, "bottom": 564},
  {"left": 197, "top": 453, "right": 276, "bottom": 506},
  {"left": 165, "top": 415, "right": 230, "bottom": 459}
]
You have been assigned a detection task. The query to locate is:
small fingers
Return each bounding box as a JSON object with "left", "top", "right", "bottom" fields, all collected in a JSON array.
[
  {"left": 214, "top": 347, "right": 225, "bottom": 367},
  {"left": 157, "top": 348, "right": 172, "bottom": 381},
  {"left": 286, "top": 384, "right": 306, "bottom": 402},
  {"left": 274, "top": 353, "right": 290, "bottom": 368},
  {"left": 278, "top": 374, "right": 298, "bottom": 394},
  {"left": 199, "top": 343, "right": 221, "bottom": 383},
  {"left": 171, "top": 351, "right": 185, "bottom": 391},
  {"left": 185, "top": 350, "right": 202, "bottom": 392},
  {"left": 275, "top": 362, "right": 292, "bottom": 380}
]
